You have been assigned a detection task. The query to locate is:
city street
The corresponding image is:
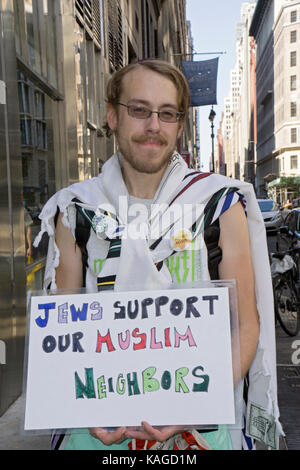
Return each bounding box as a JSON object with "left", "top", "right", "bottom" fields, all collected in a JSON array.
[{"left": 267, "top": 233, "right": 300, "bottom": 450}]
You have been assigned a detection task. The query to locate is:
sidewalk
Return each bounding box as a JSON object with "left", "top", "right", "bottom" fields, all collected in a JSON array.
[
  {"left": 276, "top": 325, "right": 300, "bottom": 450},
  {"left": 0, "top": 326, "right": 299, "bottom": 450},
  {"left": 0, "top": 394, "right": 50, "bottom": 450}
]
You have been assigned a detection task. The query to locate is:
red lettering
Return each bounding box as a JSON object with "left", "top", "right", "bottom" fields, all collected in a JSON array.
[
  {"left": 132, "top": 328, "right": 147, "bottom": 350},
  {"left": 164, "top": 328, "right": 171, "bottom": 347},
  {"left": 96, "top": 329, "right": 116, "bottom": 353}
]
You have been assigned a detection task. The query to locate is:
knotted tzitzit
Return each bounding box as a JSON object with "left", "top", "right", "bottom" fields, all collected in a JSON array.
[{"left": 128, "top": 430, "right": 211, "bottom": 450}]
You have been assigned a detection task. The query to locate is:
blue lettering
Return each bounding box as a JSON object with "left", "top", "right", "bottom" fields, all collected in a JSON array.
[{"left": 36, "top": 303, "right": 56, "bottom": 328}]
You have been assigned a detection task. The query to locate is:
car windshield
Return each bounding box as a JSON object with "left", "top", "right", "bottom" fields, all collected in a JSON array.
[{"left": 258, "top": 200, "right": 277, "bottom": 212}]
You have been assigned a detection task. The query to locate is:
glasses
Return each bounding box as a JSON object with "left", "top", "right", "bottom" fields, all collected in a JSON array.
[{"left": 118, "top": 102, "right": 184, "bottom": 123}]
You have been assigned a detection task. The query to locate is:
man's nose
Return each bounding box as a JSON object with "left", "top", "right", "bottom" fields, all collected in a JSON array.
[{"left": 144, "top": 111, "right": 161, "bottom": 132}]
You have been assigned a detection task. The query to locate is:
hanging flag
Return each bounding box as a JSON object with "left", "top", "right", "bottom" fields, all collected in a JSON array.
[{"left": 182, "top": 58, "right": 219, "bottom": 107}]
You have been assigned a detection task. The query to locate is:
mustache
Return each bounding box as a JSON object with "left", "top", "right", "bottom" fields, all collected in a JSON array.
[{"left": 132, "top": 134, "right": 168, "bottom": 145}]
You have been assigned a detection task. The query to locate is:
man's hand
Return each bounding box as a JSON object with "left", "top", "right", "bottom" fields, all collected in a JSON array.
[
  {"left": 125, "top": 422, "right": 183, "bottom": 442},
  {"left": 89, "top": 426, "right": 127, "bottom": 445}
]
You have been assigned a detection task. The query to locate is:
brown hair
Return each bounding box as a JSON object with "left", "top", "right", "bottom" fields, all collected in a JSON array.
[{"left": 103, "top": 59, "right": 190, "bottom": 137}]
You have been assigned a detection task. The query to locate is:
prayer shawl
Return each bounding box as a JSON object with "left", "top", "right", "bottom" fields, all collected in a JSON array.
[{"left": 34, "top": 151, "right": 283, "bottom": 450}]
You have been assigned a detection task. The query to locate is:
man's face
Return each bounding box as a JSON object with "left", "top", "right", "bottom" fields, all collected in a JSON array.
[{"left": 107, "top": 67, "right": 184, "bottom": 175}]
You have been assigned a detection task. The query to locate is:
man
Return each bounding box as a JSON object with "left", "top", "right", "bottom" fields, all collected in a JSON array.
[{"left": 35, "top": 60, "right": 281, "bottom": 450}]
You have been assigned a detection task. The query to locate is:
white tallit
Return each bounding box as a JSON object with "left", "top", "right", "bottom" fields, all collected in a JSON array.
[{"left": 34, "top": 151, "right": 284, "bottom": 449}]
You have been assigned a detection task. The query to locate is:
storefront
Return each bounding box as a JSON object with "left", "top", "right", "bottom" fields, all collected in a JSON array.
[
  {"left": 267, "top": 176, "right": 300, "bottom": 205},
  {"left": 0, "top": 0, "right": 109, "bottom": 416},
  {"left": 0, "top": 0, "right": 65, "bottom": 416}
]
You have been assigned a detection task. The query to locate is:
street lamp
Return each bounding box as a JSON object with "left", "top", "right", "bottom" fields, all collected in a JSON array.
[{"left": 208, "top": 106, "right": 216, "bottom": 172}]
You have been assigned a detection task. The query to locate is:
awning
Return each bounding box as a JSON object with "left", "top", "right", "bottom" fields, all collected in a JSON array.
[{"left": 267, "top": 176, "right": 300, "bottom": 188}]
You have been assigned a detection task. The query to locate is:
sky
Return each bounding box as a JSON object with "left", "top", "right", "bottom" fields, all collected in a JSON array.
[{"left": 186, "top": 0, "right": 255, "bottom": 170}]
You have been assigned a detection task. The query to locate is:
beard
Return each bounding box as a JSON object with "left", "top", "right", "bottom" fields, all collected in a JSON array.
[{"left": 116, "top": 131, "right": 176, "bottom": 175}]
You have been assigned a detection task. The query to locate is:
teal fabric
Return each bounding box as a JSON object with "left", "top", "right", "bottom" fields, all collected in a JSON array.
[{"left": 64, "top": 425, "right": 232, "bottom": 450}]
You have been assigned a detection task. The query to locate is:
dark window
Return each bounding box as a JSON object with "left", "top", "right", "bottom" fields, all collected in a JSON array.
[
  {"left": 291, "top": 51, "right": 297, "bottom": 67},
  {"left": 291, "top": 75, "right": 297, "bottom": 91},
  {"left": 291, "top": 10, "right": 297, "bottom": 23},
  {"left": 75, "top": 0, "right": 104, "bottom": 46},
  {"left": 291, "top": 30, "right": 297, "bottom": 43},
  {"left": 291, "top": 155, "right": 298, "bottom": 169},
  {"left": 107, "top": 0, "right": 123, "bottom": 70},
  {"left": 291, "top": 128, "right": 297, "bottom": 144}
]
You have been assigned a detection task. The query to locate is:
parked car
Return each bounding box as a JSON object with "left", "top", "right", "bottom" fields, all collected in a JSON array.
[
  {"left": 292, "top": 197, "right": 300, "bottom": 208},
  {"left": 276, "top": 208, "right": 300, "bottom": 252},
  {"left": 257, "top": 199, "right": 284, "bottom": 232}
]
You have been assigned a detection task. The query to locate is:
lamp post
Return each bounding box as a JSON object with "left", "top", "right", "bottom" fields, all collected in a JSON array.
[{"left": 208, "top": 106, "right": 216, "bottom": 173}]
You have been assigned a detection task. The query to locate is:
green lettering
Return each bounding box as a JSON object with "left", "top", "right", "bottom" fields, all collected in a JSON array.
[
  {"left": 161, "top": 370, "right": 172, "bottom": 390},
  {"left": 192, "top": 366, "right": 210, "bottom": 392},
  {"left": 127, "top": 372, "right": 141, "bottom": 396},
  {"left": 181, "top": 251, "right": 190, "bottom": 282},
  {"left": 168, "top": 255, "right": 181, "bottom": 283},
  {"left": 97, "top": 375, "right": 107, "bottom": 399},
  {"left": 116, "top": 374, "right": 126, "bottom": 395},
  {"left": 93, "top": 258, "right": 105, "bottom": 274},
  {"left": 142, "top": 367, "right": 160, "bottom": 392},
  {"left": 175, "top": 367, "right": 190, "bottom": 393},
  {"left": 75, "top": 368, "right": 96, "bottom": 399}
]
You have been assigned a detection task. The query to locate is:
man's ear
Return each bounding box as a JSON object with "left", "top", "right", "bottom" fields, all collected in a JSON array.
[
  {"left": 106, "top": 103, "right": 118, "bottom": 132},
  {"left": 177, "top": 120, "right": 184, "bottom": 139}
]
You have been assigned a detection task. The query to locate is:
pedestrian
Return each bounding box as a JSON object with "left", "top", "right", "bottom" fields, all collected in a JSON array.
[{"left": 34, "top": 59, "right": 282, "bottom": 450}]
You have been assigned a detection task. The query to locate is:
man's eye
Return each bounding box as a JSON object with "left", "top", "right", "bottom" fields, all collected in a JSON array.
[
  {"left": 160, "top": 110, "right": 176, "bottom": 120},
  {"left": 132, "top": 106, "right": 148, "bottom": 115}
]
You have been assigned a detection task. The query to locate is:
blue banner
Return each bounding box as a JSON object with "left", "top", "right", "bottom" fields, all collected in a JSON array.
[{"left": 182, "top": 58, "right": 219, "bottom": 107}]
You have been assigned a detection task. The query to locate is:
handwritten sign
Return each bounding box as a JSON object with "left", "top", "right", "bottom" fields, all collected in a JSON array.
[{"left": 24, "top": 287, "right": 235, "bottom": 430}]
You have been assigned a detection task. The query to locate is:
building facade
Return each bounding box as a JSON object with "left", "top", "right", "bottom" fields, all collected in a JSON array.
[
  {"left": 0, "top": 0, "right": 194, "bottom": 416},
  {"left": 250, "top": 0, "right": 300, "bottom": 200},
  {"left": 220, "top": 1, "right": 256, "bottom": 186}
]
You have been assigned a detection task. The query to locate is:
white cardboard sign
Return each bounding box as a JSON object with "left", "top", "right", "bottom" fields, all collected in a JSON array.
[{"left": 24, "top": 287, "right": 235, "bottom": 430}]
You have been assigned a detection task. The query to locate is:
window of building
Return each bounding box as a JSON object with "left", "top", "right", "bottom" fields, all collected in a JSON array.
[
  {"left": 18, "top": 73, "right": 33, "bottom": 146},
  {"left": 291, "top": 128, "right": 297, "bottom": 144},
  {"left": 18, "top": 72, "right": 47, "bottom": 150},
  {"left": 13, "top": 0, "right": 21, "bottom": 54},
  {"left": 74, "top": 20, "right": 101, "bottom": 181},
  {"left": 107, "top": 0, "right": 123, "bottom": 70},
  {"left": 14, "top": 1, "right": 59, "bottom": 88},
  {"left": 290, "top": 51, "right": 297, "bottom": 67},
  {"left": 291, "top": 102, "right": 297, "bottom": 117},
  {"left": 291, "top": 30, "right": 297, "bottom": 43},
  {"left": 43, "top": 0, "right": 58, "bottom": 88},
  {"left": 291, "top": 75, "right": 297, "bottom": 90},
  {"left": 291, "top": 155, "right": 298, "bottom": 169},
  {"left": 92, "top": 0, "right": 104, "bottom": 47},
  {"left": 34, "top": 90, "right": 47, "bottom": 150},
  {"left": 75, "top": 0, "right": 92, "bottom": 32},
  {"left": 24, "top": 0, "right": 42, "bottom": 74},
  {"left": 75, "top": 0, "right": 104, "bottom": 47},
  {"left": 291, "top": 10, "right": 297, "bottom": 23},
  {"left": 18, "top": 71, "right": 56, "bottom": 269},
  {"left": 86, "top": 39, "right": 96, "bottom": 125}
]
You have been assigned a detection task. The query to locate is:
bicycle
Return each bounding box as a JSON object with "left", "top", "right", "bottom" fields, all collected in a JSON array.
[{"left": 270, "top": 246, "right": 300, "bottom": 337}]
